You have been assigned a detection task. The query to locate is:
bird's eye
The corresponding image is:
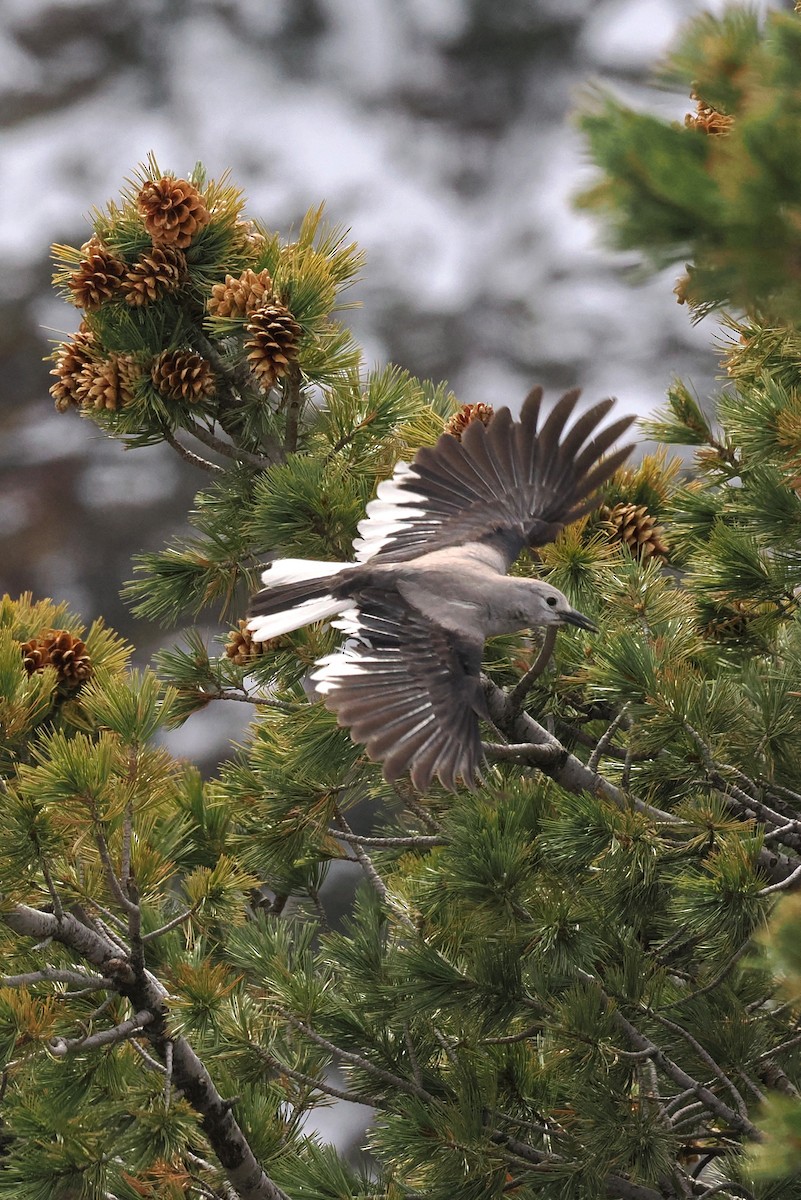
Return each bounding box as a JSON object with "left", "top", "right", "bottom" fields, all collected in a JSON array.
[{"left": 546, "top": 596, "right": 557, "bottom": 607}]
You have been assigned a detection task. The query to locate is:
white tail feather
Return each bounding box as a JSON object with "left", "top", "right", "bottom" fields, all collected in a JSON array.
[
  {"left": 247, "top": 596, "right": 349, "bottom": 641},
  {"left": 259, "top": 558, "right": 350, "bottom": 586}
]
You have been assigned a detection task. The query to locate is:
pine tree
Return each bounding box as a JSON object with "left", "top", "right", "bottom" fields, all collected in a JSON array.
[{"left": 4, "top": 13, "right": 801, "bottom": 1190}]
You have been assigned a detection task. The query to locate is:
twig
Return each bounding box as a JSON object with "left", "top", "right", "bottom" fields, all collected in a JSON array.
[
  {"left": 696, "top": 1184, "right": 756, "bottom": 1200},
  {"left": 759, "top": 861, "right": 801, "bottom": 895},
  {"left": 283, "top": 1012, "right": 433, "bottom": 1102},
  {"left": 257, "top": 1046, "right": 380, "bottom": 1107},
  {"left": 213, "top": 690, "right": 297, "bottom": 711},
  {"left": 142, "top": 907, "right": 196, "bottom": 943},
  {"left": 587, "top": 704, "right": 630, "bottom": 773},
  {"left": 164, "top": 1040, "right": 173, "bottom": 1109},
  {"left": 0, "top": 969, "right": 108, "bottom": 989},
  {"left": 50, "top": 1009, "right": 154, "bottom": 1056},
  {"left": 402, "top": 793, "right": 445, "bottom": 834},
  {"left": 129, "top": 1037, "right": 168, "bottom": 1074},
  {"left": 664, "top": 940, "right": 751, "bottom": 1008},
  {"left": 283, "top": 364, "right": 304, "bottom": 454},
  {"left": 649, "top": 1012, "right": 750, "bottom": 1121},
  {"left": 328, "top": 829, "right": 448, "bottom": 849},
  {"left": 479, "top": 1024, "right": 543, "bottom": 1046},
  {"left": 163, "top": 428, "right": 223, "bottom": 473},
  {"left": 508, "top": 628, "right": 558, "bottom": 711},
  {"left": 333, "top": 808, "right": 416, "bottom": 930},
  {"left": 94, "top": 825, "right": 138, "bottom": 916},
  {"left": 184, "top": 418, "right": 274, "bottom": 470},
  {"left": 40, "top": 859, "right": 64, "bottom": 921},
  {"left": 756, "top": 1031, "right": 801, "bottom": 1062}
]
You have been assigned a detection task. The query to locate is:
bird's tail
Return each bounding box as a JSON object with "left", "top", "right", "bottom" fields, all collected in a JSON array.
[{"left": 246, "top": 559, "right": 354, "bottom": 640}]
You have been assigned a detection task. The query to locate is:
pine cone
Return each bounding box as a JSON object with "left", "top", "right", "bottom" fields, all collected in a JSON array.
[
  {"left": 137, "top": 177, "right": 211, "bottom": 249},
  {"left": 151, "top": 349, "right": 215, "bottom": 403},
  {"left": 603, "top": 503, "right": 669, "bottom": 561},
  {"left": 444, "top": 402, "right": 495, "bottom": 440},
  {"left": 50, "top": 328, "right": 96, "bottom": 411},
  {"left": 67, "top": 236, "right": 126, "bottom": 310},
  {"left": 208, "top": 268, "right": 274, "bottom": 318},
  {"left": 21, "top": 629, "right": 92, "bottom": 686},
  {"left": 232, "top": 219, "right": 266, "bottom": 256},
  {"left": 225, "top": 620, "right": 274, "bottom": 665},
  {"left": 80, "top": 354, "right": 140, "bottom": 411},
  {"left": 122, "top": 245, "right": 186, "bottom": 306},
  {"left": 685, "top": 92, "right": 734, "bottom": 136},
  {"left": 245, "top": 302, "right": 302, "bottom": 390}
]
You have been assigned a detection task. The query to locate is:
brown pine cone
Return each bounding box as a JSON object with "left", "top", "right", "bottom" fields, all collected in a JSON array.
[
  {"left": 67, "top": 236, "right": 126, "bottom": 310},
  {"left": 225, "top": 620, "right": 275, "bottom": 665},
  {"left": 685, "top": 92, "right": 734, "bottom": 136},
  {"left": 603, "top": 502, "right": 669, "bottom": 561},
  {"left": 245, "top": 302, "right": 302, "bottom": 391},
  {"left": 21, "top": 629, "right": 92, "bottom": 686},
  {"left": 80, "top": 354, "right": 140, "bottom": 411},
  {"left": 122, "top": 245, "right": 186, "bottom": 306},
  {"left": 444, "top": 402, "right": 495, "bottom": 440},
  {"left": 151, "top": 349, "right": 215, "bottom": 403},
  {"left": 208, "top": 268, "right": 274, "bottom": 318},
  {"left": 137, "top": 177, "right": 211, "bottom": 248},
  {"left": 50, "top": 328, "right": 96, "bottom": 411}
]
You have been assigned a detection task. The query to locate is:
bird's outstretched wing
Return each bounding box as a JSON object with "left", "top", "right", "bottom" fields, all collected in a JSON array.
[
  {"left": 311, "top": 589, "right": 486, "bottom": 792},
  {"left": 353, "top": 388, "right": 635, "bottom": 570}
]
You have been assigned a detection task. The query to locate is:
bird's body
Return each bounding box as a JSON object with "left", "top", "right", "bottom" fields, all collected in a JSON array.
[{"left": 248, "top": 388, "right": 635, "bottom": 791}]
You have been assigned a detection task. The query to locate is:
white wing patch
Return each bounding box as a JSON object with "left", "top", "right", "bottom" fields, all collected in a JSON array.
[{"left": 353, "top": 463, "right": 428, "bottom": 561}]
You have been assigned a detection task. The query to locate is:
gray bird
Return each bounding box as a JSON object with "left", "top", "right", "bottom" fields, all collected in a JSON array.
[{"left": 247, "top": 387, "right": 635, "bottom": 791}]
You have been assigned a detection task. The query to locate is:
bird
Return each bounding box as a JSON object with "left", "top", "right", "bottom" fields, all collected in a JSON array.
[{"left": 247, "top": 387, "right": 635, "bottom": 792}]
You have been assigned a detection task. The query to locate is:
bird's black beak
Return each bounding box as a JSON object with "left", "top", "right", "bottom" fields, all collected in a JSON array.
[{"left": 562, "top": 608, "right": 598, "bottom": 633}]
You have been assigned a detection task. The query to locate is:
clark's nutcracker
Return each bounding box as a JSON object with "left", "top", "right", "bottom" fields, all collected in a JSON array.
[{"left": 247, "top": 387, "right": 635, "bottom": 791}]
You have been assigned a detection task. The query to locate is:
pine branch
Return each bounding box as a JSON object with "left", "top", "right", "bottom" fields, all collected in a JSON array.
[
  {"left": 483, "top": 677, "right": 801, "bottom": 885},
  {"left": 184, "top": 418, "right": 274, "bottom": 470},
  {"left": 3, "top": 904, "right": 290, "bottom": 1200},
  {"left": 328, "top": 829, "right": 448, "bottom": 849}
]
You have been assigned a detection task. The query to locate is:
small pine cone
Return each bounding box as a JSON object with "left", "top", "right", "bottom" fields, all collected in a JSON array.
[
  {"left": 151, "top": 349, "right": 215, "bottom": 403},
  {"left": 122, "top": 245, "right": 186, "bottom": 306},
  {"left": 67, "top": 236, "right": 126, "bottom": 310},
  {"left": 444, "top": 402, "right": 495, "bottom": 440},
  {"left": 80, "top": 354, "right": 140, "bottom": 411},
  {"left": 50, "top": 328, "right": 96, "bottom": 411},
  {"left": 21, "top": 629, "right": 92, "bottom": 686},
  {"left": 245, "top": 302, "right": 302, "bottom": 391},
  {"left": 137, "top": 176, "right": 211, "bottom": 248},
  {"left": 603, "top": 503, "right": 669, "bottom": 561},
  {"left": 232, "top": 219, "right": 266, "bottom": 256},
  {"left": 225, "top": 620, "right": 274, "bottom": 665},
  {"left": 208, "top": 268, "right": 274, "bottom": 318},
  {"left": 685, "top": 92, "right": 734, "bottom": 136}
]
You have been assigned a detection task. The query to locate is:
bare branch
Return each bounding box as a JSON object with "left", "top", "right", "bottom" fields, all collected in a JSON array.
[
  {"left": 587, "top": 704, "right": 631, "bottom": 773},
  {"left": 649, "top": 1012, "right": 749, "bottom": 1121},
  {"left": 50, "top": 1009, "right": 154, "bottom": 1055},
  {"left": 759, "top": 861, "right": 801, "bottom": 895},
  {"left": 142, "top": 907, "right": 197, "bottom": 943},
  {"left": 328, "top": 828, "right": 448, "bottom": 849},
  {"left": 0, "top": 969, "right": 108, "bottom": 989},
  {"left": 184, "top": 418, "right": 274, "bottom": 470},
  {"left": 163, "top": 428, "right": 224, "bottom": 473}
]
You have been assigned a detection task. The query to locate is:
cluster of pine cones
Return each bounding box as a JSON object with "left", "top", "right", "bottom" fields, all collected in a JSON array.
[
  {"left": 21, "top": 629, "right": 92, "bottom": 688},
  {"left": 50, "top": 174, "right": 303, "bottom": 415}
]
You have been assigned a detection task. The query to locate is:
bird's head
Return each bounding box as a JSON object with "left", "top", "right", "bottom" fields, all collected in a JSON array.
[{"left": 524, "top": 581, "right": 598, "bottom": 632}]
